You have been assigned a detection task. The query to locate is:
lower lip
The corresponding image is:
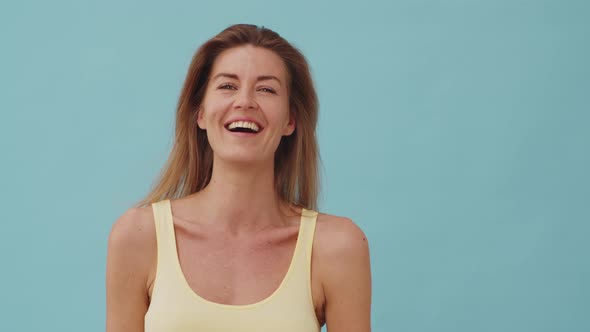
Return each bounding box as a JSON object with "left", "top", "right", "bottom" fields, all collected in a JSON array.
[{"left": 225, "top": 128, "right": 262, "bottom": 137}]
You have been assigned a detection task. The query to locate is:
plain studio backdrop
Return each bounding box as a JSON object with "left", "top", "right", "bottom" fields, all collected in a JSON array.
[{"left": 1, "top": 0, "right": 588, "bottom": 331}]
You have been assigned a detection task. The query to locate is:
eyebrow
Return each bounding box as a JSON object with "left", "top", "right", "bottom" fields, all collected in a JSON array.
[{"left": 212, "top": 72, "right": 282, "bottom": 87}]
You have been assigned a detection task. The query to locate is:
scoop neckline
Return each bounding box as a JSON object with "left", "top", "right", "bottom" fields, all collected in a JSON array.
[{"left": 165, "top": 199, "right": 306, "bottom": 310}]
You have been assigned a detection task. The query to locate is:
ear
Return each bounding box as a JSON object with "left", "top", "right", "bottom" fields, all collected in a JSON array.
[
  {"left": 196, "top": 108, "right": 206, "bottom": 130},
  {"left": 282, "top": 114, "right": 296, "bottom": 136}
]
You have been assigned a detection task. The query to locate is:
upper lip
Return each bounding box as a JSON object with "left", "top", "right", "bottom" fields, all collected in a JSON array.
[{"left": 224, "top": 117, "right": 264, "bottom": 130}]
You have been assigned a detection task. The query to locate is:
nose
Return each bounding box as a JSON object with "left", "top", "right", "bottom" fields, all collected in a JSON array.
[{"left": 233, "top": 88, "right": 258, "bottom": 110}]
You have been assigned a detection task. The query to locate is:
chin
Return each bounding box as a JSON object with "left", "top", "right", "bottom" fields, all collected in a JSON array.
[{"left": 215, "top": 151, "right": 270, "bottom": 166}]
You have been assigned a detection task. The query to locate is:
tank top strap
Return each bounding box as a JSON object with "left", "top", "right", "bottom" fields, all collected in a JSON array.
[
  {"left": 282, "top": 207, "right": 318, "bottom": 296},
  {"left": 299, "top": 208, "right": 318, "bottom": 268},
  {"left": 151, "top": 199, "right": 177, "bottom": 272}
]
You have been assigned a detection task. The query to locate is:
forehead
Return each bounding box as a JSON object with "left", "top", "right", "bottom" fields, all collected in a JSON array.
[{"left": 210, "top": 45, "right": 287, "bottom": 81}]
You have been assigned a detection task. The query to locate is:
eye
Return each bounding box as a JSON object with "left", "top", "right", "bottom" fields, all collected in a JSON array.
[
  {"left": 258, "top": 87, "right": 276, "bottom": 94},
  {"left": 218, "top": 83, "right": 237, "bottom": 90}
]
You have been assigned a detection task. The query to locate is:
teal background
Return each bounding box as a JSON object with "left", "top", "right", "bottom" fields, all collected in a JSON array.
[{"left": 1, "top": 0, "right": 588, "bottom": 331}]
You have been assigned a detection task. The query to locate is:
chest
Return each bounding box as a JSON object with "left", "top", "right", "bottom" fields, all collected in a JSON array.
[
  {"left": 147, "top": 221, "right": 326, "bottom": 325},
  {"left": 175, "top": 225, "right": 298, "bottom": 305}
]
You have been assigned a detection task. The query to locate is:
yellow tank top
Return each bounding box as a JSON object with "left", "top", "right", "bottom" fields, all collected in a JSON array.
[{"left": 145, "top": 199, "right": 321, "bottom": 332}]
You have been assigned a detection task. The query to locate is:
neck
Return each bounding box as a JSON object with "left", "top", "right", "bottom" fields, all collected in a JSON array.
[{"left": 187, "top": 157, "right": 295, "bottom": 233}]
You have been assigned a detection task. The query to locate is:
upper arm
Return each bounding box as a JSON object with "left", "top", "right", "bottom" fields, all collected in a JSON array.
[
  {"left": 319, "top": 216, "right": 372, "bottom": 332},
  {"left": 105, "top": 207, "right": 155, "bottom": 332}
]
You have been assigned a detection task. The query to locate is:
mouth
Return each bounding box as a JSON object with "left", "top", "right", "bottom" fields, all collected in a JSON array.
[
  {"left": 225, "top": 126, "right": 260, "bottom": 134},
  {"left": 224, "top": 120, "right": 264, "bottom": 136}
]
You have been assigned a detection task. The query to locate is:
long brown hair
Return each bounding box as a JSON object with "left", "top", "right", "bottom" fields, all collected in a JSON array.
[{"left": 134, "top": 24, "right": 320, "bottom": 210}]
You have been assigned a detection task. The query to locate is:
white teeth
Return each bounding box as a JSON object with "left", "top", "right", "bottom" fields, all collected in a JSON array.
[{"left": 227, "top": 121, "right": 260, "bottom": 132}]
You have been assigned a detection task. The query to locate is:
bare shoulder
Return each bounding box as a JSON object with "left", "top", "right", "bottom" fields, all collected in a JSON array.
[
  {"left": 314, "top": 212, "right": 370, "bottom": 258},
  {"left": 108, "top": 206, "right": 156, "bottom": 257},
  {"left": 313, "top": 212, "right": 372, "bottom": 331},
  {"left": 106, "top": 205, "right": 158, "bottom": 330},
  {"left": 106, "top": 205, "right": 157, "bottom": 292}
]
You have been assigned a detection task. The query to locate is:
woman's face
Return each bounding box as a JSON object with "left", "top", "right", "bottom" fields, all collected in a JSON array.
[{"left": 198, "top": 45, "right": 295, "bottom": 165}]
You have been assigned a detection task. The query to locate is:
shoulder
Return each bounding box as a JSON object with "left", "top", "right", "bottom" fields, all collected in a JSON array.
[
  {"left": 107, "top": 205, "right": 157, "bottom": 285},
  {"left": 313, "top": 212, "right": 371, "bottom": 290},
  {"left": 312, "top": 212, "right": 372, "bottom": 330},
  {"left": 106, "top": 205, "right": 158, "bottom": 327},
  {"left": 108, "top": 206, "right": 156, "bottom": 253},
  {"left": 314, "top": 212, "right": 370, "bottom": 259}
]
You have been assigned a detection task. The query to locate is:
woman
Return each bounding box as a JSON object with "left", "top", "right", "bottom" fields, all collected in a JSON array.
[{"left": 106, "top": 24, "right": 371, "bottom": 332}]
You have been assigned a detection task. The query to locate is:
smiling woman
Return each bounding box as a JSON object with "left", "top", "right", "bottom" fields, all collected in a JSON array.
[
  {"left": 196, "top": 45, "right": 295, "bottom": 166},
  {"left": 106, "top": 24, "right": 372, "bottom": 332}
]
